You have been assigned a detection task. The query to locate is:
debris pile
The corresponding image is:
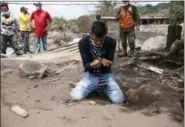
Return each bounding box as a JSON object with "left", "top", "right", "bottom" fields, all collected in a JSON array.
[
  {"left": 48, "top": 31, "right": 73, "bottom": 46},
  {"left": 126, "top": 84, "right": 161, "bottom": 105},
  {"left": 19, "top": 61, "right": 52, "bottom": 79},
  {"left": 141, "top": 36, "right": 166, "bottom": 51}
]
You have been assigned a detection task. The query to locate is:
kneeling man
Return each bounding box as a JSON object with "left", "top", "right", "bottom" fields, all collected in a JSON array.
[{"left": 71, "top": 21, "right": 125, "bottom": 104}]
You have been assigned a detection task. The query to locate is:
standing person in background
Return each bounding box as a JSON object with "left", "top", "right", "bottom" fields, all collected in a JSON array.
[
  {"left": 0, "top": 3, "right": 22, "bottom": 56},
  {"left": 30, "top": 2, "right": 52, "bottom": 53},
  {"left": 96, "top": 14, "right": 101, "bottom": 21},
  {"left": 19, "top": 6, "right": 32, "bottom": 54},
  {"left": 116, "top": 0, "right": 140, "bottom": 57}
]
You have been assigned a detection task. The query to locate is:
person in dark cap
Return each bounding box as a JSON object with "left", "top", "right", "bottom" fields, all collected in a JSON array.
[
  {"left": 30, "top": 2, "right": 52, "bottom": 53},
  {"left": 19, "top": 6, "right": 32, "bottom": 54},
  {"left": 96, "top": 14, "right": 101, "bottom": 21}
]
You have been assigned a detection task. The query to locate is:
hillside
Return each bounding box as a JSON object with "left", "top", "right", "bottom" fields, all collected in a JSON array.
[{"left": 137, "top": 3, "right": 170, "bottom": 17}]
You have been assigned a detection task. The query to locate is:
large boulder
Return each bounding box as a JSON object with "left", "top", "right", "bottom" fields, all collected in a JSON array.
[
  {"left": 19, "top": 61, "right": 51, "bottom": 79},
  {"left": 126, "top": 84, "right": 162, "bottom": 105},
  {"left": 48, "top": 31, "right": 73, "bottom": 45},
  {"left": 141, "top": 36, "right": 166, "bottom": 51}
]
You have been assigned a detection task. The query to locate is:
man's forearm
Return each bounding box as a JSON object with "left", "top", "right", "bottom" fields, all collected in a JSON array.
[
  {"left": 134, "top": 7, "right": 140, "bottom": 25},
  {"left": 46, "top": 21, "right": 52, "bottom": 31}
]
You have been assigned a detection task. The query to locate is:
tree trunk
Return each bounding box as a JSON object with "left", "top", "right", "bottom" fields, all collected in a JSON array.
[{"left": 166, "top": 24, "right": 182, "bottom": 51}]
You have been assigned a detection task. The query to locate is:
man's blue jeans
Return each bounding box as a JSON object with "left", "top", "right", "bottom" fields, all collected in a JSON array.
[
  {"left": 35, "top": 36, "right": 47, "bottom": 53},
  {"left": 21, "top": 31, "right": 30, "bottom": 53},
  {"left": 71, "top": 72, "right": 125, "bottom": 104}
]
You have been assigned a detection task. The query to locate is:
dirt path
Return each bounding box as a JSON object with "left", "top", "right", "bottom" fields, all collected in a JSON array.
[
  {"left": 1, "top": 29, "right": 183, "bottom": 127},
  {"left": 1, "top": 57, "right": 183, "bottom": 127},
  {"left": 1, "top": 102, "right": 182, "bottom": 127}
]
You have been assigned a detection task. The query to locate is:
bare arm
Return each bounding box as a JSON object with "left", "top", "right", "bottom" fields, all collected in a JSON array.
[
  {"left": 133, "top": 6, "right": 140, "bottom": 25},
  {"left": 115, "top": 7, "right": 121, "bottom": 21}
]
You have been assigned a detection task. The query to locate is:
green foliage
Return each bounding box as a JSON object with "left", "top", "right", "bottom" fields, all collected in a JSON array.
[
  {"left": 138, "top": 3, "right": 170, "bottom": 16},
  {"left": 50, "top": 17, "right": 67, "bottom": 31},
  {"left": 49, "top": 2, "right": 183, "bottom": 33},
  {"left": 96, "top": 0, "right": 117, "bottom": 16},
  {"left": 76, "top": 15, "right": 93, "bottom": 33},
  {"left": 66, "top": 19, "right": 79, "bottom": 33},
  {"left": 170, "top": 1, "right": 184, "bottom": 23}
]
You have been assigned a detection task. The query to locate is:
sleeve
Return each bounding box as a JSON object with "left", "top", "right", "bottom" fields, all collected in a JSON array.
[
  {"left": 107, "top": 39, "right": 116, "bottom": 62},
  {"left": 115, "top": 7, "right": 121, "bottom": 21},
  {"left": 133, "top": 6, "right": 140, "bottom": 25},
  {"left": 47, "top": 12, "right": 52, "bottom": 21},
  {"left": 13, "top": 18, "right": 19, "bottom": 30},
  {"left": 18, "top": 14, "right": 21, "bottom": 24},
  {"left": 30, "top": 12, "right": 34, "bottom": 21},
  {"left": 78, "top": 39, "right": 92, "bottom": 71}
]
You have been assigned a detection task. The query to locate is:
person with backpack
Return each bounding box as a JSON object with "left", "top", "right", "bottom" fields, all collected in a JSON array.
[{"left": 116, "top": 0, "right": 140, "bottom": 57}]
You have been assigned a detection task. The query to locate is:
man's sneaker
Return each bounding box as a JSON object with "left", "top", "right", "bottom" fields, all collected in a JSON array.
[
  {"left": 16, "top": 51, "right": 23, "bottom": 56},
  {"left": 28, "top": 51, "right": 33, "bottom": 54},
  {"left": 123, "top": 52, "right": 128, "bottom": 57},
  {"left": 118, "top": 52, "right": 123, "bottom": 57}
]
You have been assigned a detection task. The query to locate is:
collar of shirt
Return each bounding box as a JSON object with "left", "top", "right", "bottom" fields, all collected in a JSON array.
[{"left": 90, "top": 38, "right": 103, "bottom": 48}]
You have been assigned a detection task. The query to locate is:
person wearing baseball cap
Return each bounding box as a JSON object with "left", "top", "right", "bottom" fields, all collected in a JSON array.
[
  {"left": 116, "top": 0, "right": 140, "bottom": 57},
  {"left": 30, "top": 2, "right": 52, "bottom": 53},
  {"left": 19, "top": 6, "right": 32, "bottom": 54}
]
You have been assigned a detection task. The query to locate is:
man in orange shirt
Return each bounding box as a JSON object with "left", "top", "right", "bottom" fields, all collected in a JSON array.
[{"left": 116, "top": 0, "right": 140, "bottom": 57}]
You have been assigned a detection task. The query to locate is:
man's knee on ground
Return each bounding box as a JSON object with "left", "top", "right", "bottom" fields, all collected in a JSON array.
[
  {"left": 110, "top": 90, "right": 124, "bottom": 104},
  {"left": 70, "top": 89, "right": 85, "bottom": 101}
]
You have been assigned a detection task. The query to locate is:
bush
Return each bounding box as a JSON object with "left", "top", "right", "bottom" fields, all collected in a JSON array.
[
  {"left": 170, "top": 1, "right": 184, "bottom": 23},
  {"left": 50, "top": 17, "right": 67, "bottom": 32},
  {"left": 76, "top": 15, "right": 93, "bottom": 33}
]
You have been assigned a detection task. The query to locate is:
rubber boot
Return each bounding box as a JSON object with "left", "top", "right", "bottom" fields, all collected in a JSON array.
[
  {"left": 123, "top": 47, "right": 128, "bottom": 57},
  {"left": 128, "top": 49, "right": 135, "bottom": 57}
]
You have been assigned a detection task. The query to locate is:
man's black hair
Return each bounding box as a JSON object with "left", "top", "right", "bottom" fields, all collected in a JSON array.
[
  {"left": 20, "top": 7, "right": 26, "bottom": 12},
  {"left": 96, "top": 14, "right": 101, "bottom": 20},
  {"left": 0, "top": 3, "right": 9, "bottom": 10},
  {"left": 91, "top": 21, "right": 107, "bottom": 38}
]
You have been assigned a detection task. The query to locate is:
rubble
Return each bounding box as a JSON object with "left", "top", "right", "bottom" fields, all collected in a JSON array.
[
  {"left": 141, "top": 36, "right": 166, "bottom": 51},
  {"left": 49, "top": 31, "right": 73, "bottom": 44},
  {"left": 69, "top": 82, "right": 76, "bottom": 88},
  {"left": 1, "top": 53, "right": 8, "bottom": 58},
  {"left": 126, "top": 84, "right": 162, "bottom": 105},
  {"left": 55, "top": 66, "right": 68, "bottom": 75},
  {"left": 137, "top": 63, "right": 164, "bottom": 74},
  {"left": 89, "top": 101, "right": 96, "bottom": 105},
  {"left": 19, "top": 62, "right": 52, "bottom": 79},
  {"left": 10, "top": 105, "right": 29, "bottom": 118}
]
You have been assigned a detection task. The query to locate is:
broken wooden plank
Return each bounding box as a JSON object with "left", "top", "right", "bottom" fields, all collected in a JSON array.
[
  {"left": 1, "top": 53, "right": 8, "bottom": 58},
  {"left": 137, "top": 63, "right": 164, "bottom": 74},
  {"left": 148, "top": 66, "right": 164, "bottom": 74},
  {"left": 139, "top": 56, "right": 161, "bottom": 60},
  {"left": 43, "top": 78, "right": 60, "bottom": 83},
  {"left": 55, "top": 66, "right": 68, "bottom": 75},
  {"left": 119, "top": 57, "right": 136, "bottom": 67}
]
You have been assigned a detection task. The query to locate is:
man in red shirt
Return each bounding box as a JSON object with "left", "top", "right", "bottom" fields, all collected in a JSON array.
[{"left": 30, "top": 2, "right": 52, "bottom": 53}]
